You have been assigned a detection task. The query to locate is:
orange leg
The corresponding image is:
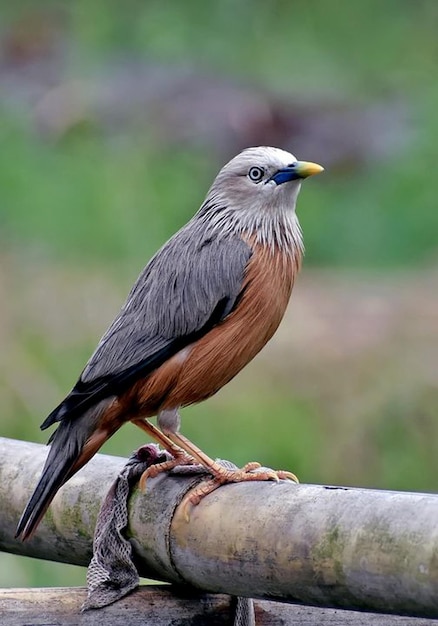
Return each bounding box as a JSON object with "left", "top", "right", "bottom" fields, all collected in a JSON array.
[
  {"left": 132, "top": 418, "right": 198, "bottom": 489},
  {"left": 132, "top": 418, "right": 299, "bottom": 510},
  {"left": 166, "top": 430, "right": 299, "bottom": 520},
  {"left": 132, "top": 417, "right": 188, "bottom": 458},
  {"left": 168, "top": 430, "right": 298, "bottom": 483}
]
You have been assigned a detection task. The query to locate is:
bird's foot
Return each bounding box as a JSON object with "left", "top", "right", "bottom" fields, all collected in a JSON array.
[
  {"left": 180, "top": 461, "right": 299, "bottom": 521},
  {"left": 139, "top": 451, "right": 197, "bottom": 491},
  {"left": 207, "top": 459, "right": 299, "bottom": 488}
]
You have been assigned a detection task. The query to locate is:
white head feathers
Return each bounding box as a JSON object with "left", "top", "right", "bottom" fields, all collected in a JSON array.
[{"left": 195, "top": 146, "right": 322, "bottom": 253}]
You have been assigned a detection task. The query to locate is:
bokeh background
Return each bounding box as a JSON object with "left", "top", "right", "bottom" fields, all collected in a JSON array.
[{"left": 0, "top": 0, "right": 437, "bottom": 587}]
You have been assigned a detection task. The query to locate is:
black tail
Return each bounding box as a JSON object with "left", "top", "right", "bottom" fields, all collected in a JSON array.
[{"left": 16, "top": 400, "right": 112, "bottom": 541}]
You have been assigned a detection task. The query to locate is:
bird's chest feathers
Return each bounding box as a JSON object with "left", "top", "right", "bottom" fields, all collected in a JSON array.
[
  {"left": 235, "top": 240, "right": 300, "bottom": 350},
  {"left": 167, "top": 241, "right": 300, "bottom": 404},
  {"left": 187, "top": 240, "right": 300, "bottom": 378},
  {"left": 133, "top": 241, "right": 300, "bottom": 411}
]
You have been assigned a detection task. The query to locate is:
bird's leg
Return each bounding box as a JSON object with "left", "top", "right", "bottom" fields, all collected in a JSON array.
[
  {"left": 169, "top": 429, "right": 299, "bottom": 521},
  {"left": 132, "top": 417, "right": 198, "bottom": 490},
  {"left": 156, "top": 410, "right": 299, "bottom": 517},
  {"left": 169, "top": 429, "right": 298, "bottom": 483},
  {"left": 132, "top": 417, "right": 187, "bottom": 458},
  {"left": 134, "top": 411, "right": 298, "bottom": 504}
]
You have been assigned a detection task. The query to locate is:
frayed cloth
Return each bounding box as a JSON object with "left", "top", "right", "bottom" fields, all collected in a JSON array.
[
  {"left": 83, "top": 444, "right": 168, "bottom": 610},
  {"left": 83, "top": 444, "right": 255, "bottom": 624}
]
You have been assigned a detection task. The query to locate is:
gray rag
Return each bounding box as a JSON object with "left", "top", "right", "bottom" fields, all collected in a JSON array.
[{"left": 82, "top": 444, "right": 255, "bottom": 625}]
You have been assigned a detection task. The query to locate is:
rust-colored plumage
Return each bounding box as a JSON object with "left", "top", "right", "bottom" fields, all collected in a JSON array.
[
  {"left": 129, "top": 240, "right": 300, "bottom": 414},
  {"left": 16, "top": 146, "right": 323, "bottom": 540}
]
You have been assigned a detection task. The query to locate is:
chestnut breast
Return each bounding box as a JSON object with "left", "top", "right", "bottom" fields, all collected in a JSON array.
[{"left": 132, "top": 241, "right": 301, "bottom": 414}]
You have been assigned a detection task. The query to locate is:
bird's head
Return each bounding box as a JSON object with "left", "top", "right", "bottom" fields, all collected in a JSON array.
[
  {"left": 211, "top": 146, "right": 323, "bottom": 211},
  {"left": 197, "top": 146, "right": 323, "bottom": 249}
]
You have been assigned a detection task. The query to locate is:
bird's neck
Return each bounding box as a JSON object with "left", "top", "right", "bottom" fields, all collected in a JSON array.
[{"left": 197, "top": 204, "right": 304, "bottom": 260}]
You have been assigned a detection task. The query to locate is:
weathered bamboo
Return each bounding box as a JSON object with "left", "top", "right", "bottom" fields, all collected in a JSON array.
[
  {"left": 0, "top": 437, "right": 437, "bottom": 619},
  {"left": 2, "top": 586, "right": 438, "bottom": 626}
]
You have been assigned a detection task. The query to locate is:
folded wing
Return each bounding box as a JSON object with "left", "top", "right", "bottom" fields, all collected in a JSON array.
[{"left": 41, "top": 228, "right": 252, "bottom": 430}]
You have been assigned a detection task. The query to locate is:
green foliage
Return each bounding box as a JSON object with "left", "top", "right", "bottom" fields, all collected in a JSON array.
[{"left": 0, "top": 0, "right": 437, "bottom": 267}]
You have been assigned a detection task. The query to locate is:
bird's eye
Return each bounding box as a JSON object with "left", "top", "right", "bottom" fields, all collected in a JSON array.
[{"left": 248, "top": 166, "right": 265, "bottom": 183}]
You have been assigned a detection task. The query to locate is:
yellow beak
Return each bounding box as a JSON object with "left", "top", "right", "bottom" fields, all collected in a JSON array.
[{"left": 294, "top": 161, "right": 325, "bottom": 178}]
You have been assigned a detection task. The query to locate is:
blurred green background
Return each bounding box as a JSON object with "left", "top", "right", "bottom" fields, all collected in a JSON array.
[{"left": 0, "top": 0, "right": 437, "bottom": 588}]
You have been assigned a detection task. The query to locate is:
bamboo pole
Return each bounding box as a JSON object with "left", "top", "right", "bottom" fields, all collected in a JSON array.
[
  {"left": 2, "top": 586, "right": 438, "bottom": 626},
  {"left": 0, "top": 437, "right": 437, "bottom": 619}
]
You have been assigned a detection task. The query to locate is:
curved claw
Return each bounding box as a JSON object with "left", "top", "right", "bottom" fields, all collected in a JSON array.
[
  {"left": 179, "top": 463, "right": 300, "bottom": 522},
  {"left": 139, "top": 461, "right": 173, "bottom": 491},
  {"left": 276, "top": 470, "right": 299, "bottom": 483},
  {"left": 180, "top": 479, "right": 218, "bottom": 522},
  {"left": 139, "top": 453, "right": 197, "bottom": 491}
]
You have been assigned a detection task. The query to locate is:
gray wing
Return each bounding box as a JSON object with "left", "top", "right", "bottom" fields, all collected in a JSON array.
[{"left": 41, "top": 227, "right": 252, "bottom": 428}]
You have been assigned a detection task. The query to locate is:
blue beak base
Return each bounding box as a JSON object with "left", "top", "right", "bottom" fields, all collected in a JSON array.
[{"left": 269, "top": 161, "right": 324, "bottom": 185}]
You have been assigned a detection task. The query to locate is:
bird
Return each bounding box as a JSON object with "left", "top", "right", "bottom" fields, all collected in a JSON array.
[{"left": 16, "top": 146, "right": 323, "bottom": 540}]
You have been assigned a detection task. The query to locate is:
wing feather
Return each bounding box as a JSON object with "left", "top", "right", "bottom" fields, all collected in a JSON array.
[{"left": 41, "top": 228, "right": 251, "bottom": 429}]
